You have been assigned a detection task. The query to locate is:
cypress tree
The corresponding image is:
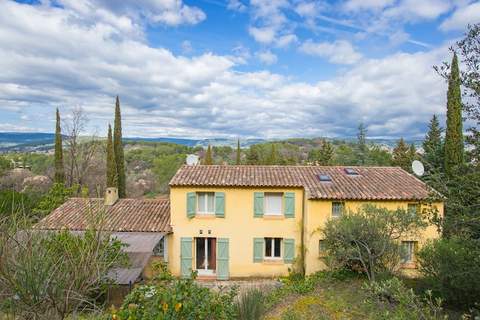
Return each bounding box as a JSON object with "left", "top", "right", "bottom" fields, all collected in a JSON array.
[
  {"left": 236, "top": 139, "right": 241, "bottom": 165},
  {"left": 392, "top": 138, "right": 411, "bottom": 171},
  {"left": 113, "top": 96, "right": 126, "bottom": 197},
  {"left": 106, "top": 124, "right": 117, "bottom": 188},
  {"left": 204, "top": 145, "right": 213, "bottom": 165},
  {"left": 54, "top": 108, "right": 65, "bottom": 184},
  {"left": 357, "top": 122, "right": 367, "bottom": 165},
  {"left": 444, "top": 53, "right": 464, "bottom": 175},
  {"left": 423, "top": 114, "right": 444, "bottom": 172},
  {"left": 268, "top": 144, "right": 277, "bottom": 165}
]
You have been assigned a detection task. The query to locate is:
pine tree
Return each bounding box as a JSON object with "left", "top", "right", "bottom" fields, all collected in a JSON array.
[
  {"left": 318, "top": 139, "right": 334, "bottom": 165},
  {"left": 236, "top": 139, "right": 241, "bottom": 165},
  {"left": 106, "top": 124, "right": 117, "bottom": 188},
  {"left": 423, "top": 114, "right": 444, "bottom": 172},
  {"left": 444, "top": 52, "right": 464, "bottom": 175},
  {"left": 113, "top": 96, "right": 126, "bottom": 197},
  {"left": 204, "top": 145, "right": 213, "bottom": 165},
  {"left": 357, "top": 122, "right": 367, "bottom": 165},
  {"left": 408, "top": 143, "right": 417, "bottom": 162},
  {"left": 392, "top": 138, "right": 411, "bottom": 171},
  {"left": 54, "top": 108, "right": 65, "bottom": 184}
]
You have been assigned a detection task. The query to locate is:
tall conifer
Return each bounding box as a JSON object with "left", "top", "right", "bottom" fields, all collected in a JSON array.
[
  {"left": 54, "top": 108, "right": 65, "bottom": 184},
  {"left": 423, "top": 114, "right": 444, "bottom": 172},
  {"left": 392, "top": 138, "right": 411, "bottom": 171},
  {"left": 444, "top": 53, "right": 464, "bottom": 175},
  {"left": 113, "top": 96, "right": 126, "bottom": 197},
  {"left": 106, "top": 124, "right": 117, "bottom": 188},
  {"left": 204, "top": 145, "right": 213, "bottom": 165},
  {"left": 236, "top": 139, "right": 241, "bottom": 165}
]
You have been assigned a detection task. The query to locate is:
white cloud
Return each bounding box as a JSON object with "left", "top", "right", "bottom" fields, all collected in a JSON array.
[
  {"left": 440, "top": 2, "right": 480, "bottom": 31},
  {"left": 343, "top": 0, "right": 395, "bottom": 12},
  {"left": 227, "top": 0, "right": 247, "bottom": 12},
  {"left": 299, "top": 40, "right": 363, "bottom": 65},
  {"left": 276, "top": 34, "right": 298, "bottom": 47},
  {"left": 248, "top": 26, "right": 276, "bottom": 44},
  {"left": 181, "top": 40, "right": 193, "bottom": 54},
  {"left": 256, "top": 50, "right": 278, "bottom": 65},
  {"left": 60, "top": 0, "right": 206, "bottom": 27},
  {"left": 0, "top": 1, "right": 450, "bottom": 139}
]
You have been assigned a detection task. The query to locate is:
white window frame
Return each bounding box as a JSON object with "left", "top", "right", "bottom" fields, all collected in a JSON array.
[
  {"left": 264, "top": 237, "right": 282, "bottom": 259},
  {"left": 197, "top": 192, "right": 215, "bottom": 215},
  {"left": 264, "top": 193, "right": 283, "bottom": 216},
  {"left": 332, "top": 202, "right": 344, "bottom": 218},
  {"left": 401, "top": 241, "right": 415, "bottom": 263}
]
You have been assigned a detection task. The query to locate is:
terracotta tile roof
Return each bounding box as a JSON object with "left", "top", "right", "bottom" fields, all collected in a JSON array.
[
  {"left": 170, "top": 165, "right": 435, "bottom": 200},
  {"left": 34, "top": 198, "right": 171, "bottom": 232}
]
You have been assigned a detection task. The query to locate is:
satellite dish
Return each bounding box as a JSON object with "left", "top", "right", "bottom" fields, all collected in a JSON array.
[
  {"left": 411, "top": 160, "right": 424, "bottom": 176},
  {"left": 186, "top": 154, "right": 199, "bottom": 166}
]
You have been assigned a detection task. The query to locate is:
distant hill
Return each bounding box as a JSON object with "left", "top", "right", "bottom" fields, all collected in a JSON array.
[{"left": 0, "top": 132, "right": 422, "bottom": 153}]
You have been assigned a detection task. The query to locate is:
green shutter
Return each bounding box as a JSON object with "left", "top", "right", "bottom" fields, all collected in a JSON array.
[
  {"left": 216, "top": 238, "right": 229, "bottom": 280},
  {"left": 187, "top": 192, "right": 196, "bottom": 218},
  {"left": 284, "top": 192, "right": 295, "bottom": 218},
  {"left": 283, "top": 238, "right": 295, "bottom": 263},
  {"left": 180, "top": 237, "right": 193, "bottom": 278},
  {"left": 253, "top": 238, "right": 264, "bottom": 262},
  {"left": 254, "top": 192, "right": 264, "bottom": 217},
  {"left": 215, "top": 192, "right": 225, "bottom": 218}
]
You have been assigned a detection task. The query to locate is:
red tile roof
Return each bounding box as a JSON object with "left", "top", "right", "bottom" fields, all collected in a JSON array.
[
  {"left": 170, "top": 165, "right": 435, "bottom": 200},
  {"left": 35, "top": 198, "right": 171, "bottom": 232}
]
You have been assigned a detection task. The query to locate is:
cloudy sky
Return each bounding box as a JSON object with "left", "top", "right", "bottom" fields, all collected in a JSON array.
[{"left": 0, "top": 0, "right": 479, "bottom": 139}]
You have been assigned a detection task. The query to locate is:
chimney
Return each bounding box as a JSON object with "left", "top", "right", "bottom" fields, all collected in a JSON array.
[{"left": 104, "top": 187, "right": 119, "bottom": 206}]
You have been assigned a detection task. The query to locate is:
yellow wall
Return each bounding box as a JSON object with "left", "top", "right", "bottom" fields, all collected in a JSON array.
[
  {"left": 169, "top": 187, "right": 304, "bottom": 278},
  {"left": 169, "top": 186, "right": 443, "bottom": 278},
  {"left": 304, "top": 200, "right": 443, "bottom": 275}
]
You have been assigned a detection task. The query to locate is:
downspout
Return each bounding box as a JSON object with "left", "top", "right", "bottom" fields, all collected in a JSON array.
[{"left": 301, "top": 189, "right": 307, "bottom": 276}]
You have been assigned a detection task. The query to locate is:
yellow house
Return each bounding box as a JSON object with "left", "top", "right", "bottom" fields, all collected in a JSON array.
[
  {"left": 167, "top": 165, "right": 443, "bottom": 280},
  {"left": 36, "top": 165, "right": 443, "bottom": 283}
]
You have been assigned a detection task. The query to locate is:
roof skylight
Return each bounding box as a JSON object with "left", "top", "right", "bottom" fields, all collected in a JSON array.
[
  {"left": 318, "top": 174, "right": 332, "bottom": 182},
  {"left": 344, "top": 168, "right": 359, "bottom": 175}
]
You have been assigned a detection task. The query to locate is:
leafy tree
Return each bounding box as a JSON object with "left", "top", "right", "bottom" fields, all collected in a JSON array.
[
  {"left": 152, "top": 154, "right": 186, "bottom": 193},
  {"left": 203, "top": 145, "right": 213, "bottom": 165},
  {"left": 106, "top": 124, "right": 117, "bottom": 188},
  {"left": 357, "top": 122, "right": 367, "bottom": 165},
  {"left": 236, "top": 139, "right": 241, "bottom": 165},
  {"left": 444, "top": 53, "right": 464, "bottom": 176},
  {"left": 367, "top": 145, "right": 392, "bottom": 166},
  {"left": 54, "top": 108, "right": 65, "bottom": 184},
  {"left": 246, "top": 145, "right": 261, "bottom": 164},
  {"left": 322, "top": 204, "right": 426, "bottom": 281},
  {"left": 422, "top": 114, "right": 444, "bottom": 173},
  {"left": 392, "top": 138, "right": 411, "bottom": 171},
  {"left": 114, "top": 96, "right": 126, "bottom": 197},
  {"left": 418, "top": 237, "right": 480, "bottom": 309},
  {"left": 267, "top": 143, "right": 277, "bottom": 165},
  {"left": 0, "top": 213, "right": 128, "bottom": 320},
  {"left": 309, "top": 139, "right": 334, "bottom": 165},
  {"left": 32, "top": 183, "right": 76, "bottom": 219}
]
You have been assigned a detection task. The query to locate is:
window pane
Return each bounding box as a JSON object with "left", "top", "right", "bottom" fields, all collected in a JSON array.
[
  {"left": 402, "top": 241, "right": 414, "bottom": 263},
  {"left": 319, "top": 240, "right": 327, "bottom": 253},
  {"left": 207, "top": 193, "right": 215, "bottom": 212},
  {"left": 198, "top": 194, "right": 206, "bottom": 212},
  {"left": 265, "top": 193, "right": 282, "bottom": 215},
  {"left": 408, "top": 204, "right": 419, "bottom": 215},
  {"left": 265, "top": 238, "right": 272, "bottom": 257},
  {"left": 332, "top": 202, "right": 344, "bottom": 217},
  {"left": 274, "top": 238, "right": 281, "bottom": 257}
]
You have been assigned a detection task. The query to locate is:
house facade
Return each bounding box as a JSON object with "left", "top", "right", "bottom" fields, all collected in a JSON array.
[
  {"left": 36, "top": 164, "right": 443, "bottom": 282},
  {"left": 167, "top": 165, "right": 443, "bottom": 279}
]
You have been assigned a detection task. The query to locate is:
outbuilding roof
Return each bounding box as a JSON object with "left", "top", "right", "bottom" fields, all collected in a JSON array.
[
  {"left": 34, "top": 198, "right": 171, "bottom": 232},
  {"left": 170, "top": 165, "right": 435, "bottom": 201}
]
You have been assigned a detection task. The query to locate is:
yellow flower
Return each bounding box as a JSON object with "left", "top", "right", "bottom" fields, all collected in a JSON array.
[
  {"left": 112, "top": 315, "right": 118, "bottom": 320},
  {"left": 162, "top": 302, "right": 169, "bottom": 312},
  {"left": 175, "top": 302, "right": 182, "bottom": 312}
]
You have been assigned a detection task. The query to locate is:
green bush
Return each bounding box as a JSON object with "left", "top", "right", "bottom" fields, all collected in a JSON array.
[
  {"left": 364, "top": 277, "right": 447, "bottom": 320},
  {"left": 113, "top": 273, "right": 237, "bottom": 320},
  {"left": 235, "top": 287, "right": 265, "bottom": 320},
  {"left": 417, "top": 237, "right": 480, "bottom": 309}
]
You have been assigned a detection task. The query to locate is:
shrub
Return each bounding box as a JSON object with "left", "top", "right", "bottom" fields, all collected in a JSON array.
[
  {"left": 113, "top": 270, "right": 237, "bottom": 320},
  {"left": 417, "top": 237, "right": 480, "bottom": 309},
  {"left": 322, "top": 204, "right": 426, "bottom": 281},
  {"left": 0, "top": 217, "right": 128, "bottom": 320},
  {"left": 235, "top": 287, "right": 265, "bottom": 320},
  {"left": 364, "top": 277, "right": 447, "bottom": 320}
]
